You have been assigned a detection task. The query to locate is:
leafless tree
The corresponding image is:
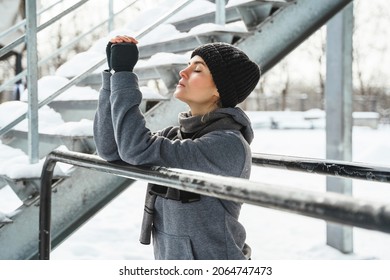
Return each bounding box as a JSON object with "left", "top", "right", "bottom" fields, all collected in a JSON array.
[{"left": 352, "top": 0, "right": 390, "bottom": 112}]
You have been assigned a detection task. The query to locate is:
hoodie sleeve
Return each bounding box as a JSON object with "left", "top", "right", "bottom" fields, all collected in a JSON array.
[
  {"left": 108, "top": 72, "right": 250, "bottom": 178},
  {"left": 93, "top": 71, "right": 121, "bottom": 162}
]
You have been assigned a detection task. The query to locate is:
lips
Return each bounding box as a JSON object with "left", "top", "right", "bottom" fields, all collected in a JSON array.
[{"left": 177, "top": 80, "right": 185, "bottom": 87}]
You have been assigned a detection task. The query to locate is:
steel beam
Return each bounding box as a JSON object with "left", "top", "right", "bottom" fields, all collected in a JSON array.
[
  {"left": 216, "top": 0, "right": 226, "bottom": 25},
  {"left": 0, "top": 169, "right": 132, "bottom": 260},
  {"left": 26, "top": 0, "right": 39, "bottom": 164},
  {"left": 325, "top": 3, "right": 354, "bottom": 254},
  {"left": 237, "top": 0, "right": 353, "bottom": 73}
]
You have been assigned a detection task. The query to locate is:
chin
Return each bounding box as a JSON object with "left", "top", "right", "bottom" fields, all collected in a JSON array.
[{"left": 174, "top": 91, "right": 184, "bottom": 100}]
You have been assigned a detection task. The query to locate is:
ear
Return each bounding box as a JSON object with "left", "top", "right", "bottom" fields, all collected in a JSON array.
[{"left": 212, "top": 91, "right": 221, "bottom": 106}]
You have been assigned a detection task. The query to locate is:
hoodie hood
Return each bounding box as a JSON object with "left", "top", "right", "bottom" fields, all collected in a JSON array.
[{"left": 215, "top": 107, "right": 254, "bottom": 144}]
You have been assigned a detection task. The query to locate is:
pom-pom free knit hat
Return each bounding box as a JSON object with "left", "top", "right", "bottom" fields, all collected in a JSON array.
[{"left": 191, "top": 42, "right": 260, "bottom": 108}]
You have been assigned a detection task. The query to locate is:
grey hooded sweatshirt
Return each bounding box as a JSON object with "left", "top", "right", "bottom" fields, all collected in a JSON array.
[{"left": 93, "top": 71, "right": 254, "bottom": 260}]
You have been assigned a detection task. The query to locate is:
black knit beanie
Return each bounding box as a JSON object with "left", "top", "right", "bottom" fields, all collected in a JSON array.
[{"left": 191, "top": 42, "right": 260, "bottom": 108}]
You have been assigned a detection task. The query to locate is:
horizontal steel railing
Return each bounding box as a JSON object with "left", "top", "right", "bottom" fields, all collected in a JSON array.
[
  {"left": 0, "top": 0, "right": 63, "bottom": 41},
  {"left": 39, "top": 149, "right": 390, "bottom": 259},
  {"left": 252, "top": 153, "right": 390, "bottom": 183},
  {"left": 0, "top": 0, "right": 89, "bottom": 58}
]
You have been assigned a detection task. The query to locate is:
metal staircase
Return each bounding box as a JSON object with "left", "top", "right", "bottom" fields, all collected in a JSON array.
[{"left": 0, "top": 0, "right": 353, "bottom": 259}]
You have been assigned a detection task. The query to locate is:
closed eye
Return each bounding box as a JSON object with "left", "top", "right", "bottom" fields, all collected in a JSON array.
[{"left": 187, "top": 59, "right": 210, "bottom": 74}]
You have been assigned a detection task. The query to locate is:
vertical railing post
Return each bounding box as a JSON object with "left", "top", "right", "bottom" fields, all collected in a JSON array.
[
  {"left": 325, "top": 2, "right": 354, "bottom": 253},
  {"left": 108, "top": 0, "right": 114, "bottom": 32},
  {"left": 39, "top": 157, "right": 56, "bottom": 260},
  {"left": 26, "top": 0, "right": 39, "bottom": 164},
  {"left": 215, "top": 0, "right": 226, "bottom": 25}
]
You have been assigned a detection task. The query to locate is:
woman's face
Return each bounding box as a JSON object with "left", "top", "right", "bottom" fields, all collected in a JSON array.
[{"left": 174, "top": 55, "right": 220, "bottom": 115}]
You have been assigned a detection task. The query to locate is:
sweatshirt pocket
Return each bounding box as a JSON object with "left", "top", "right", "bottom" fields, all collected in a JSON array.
[{"left": 153, "top": 228, "right": 195, "bottom": 260}]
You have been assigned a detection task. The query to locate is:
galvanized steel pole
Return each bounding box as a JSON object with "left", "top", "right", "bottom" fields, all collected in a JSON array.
[
  {"left": 108, "top": 0, "right": 114, "bottom": 32},
  {"left": 325, "top": 2, "right": 354, "bottom": 254},
  {"left": 26, "top": 0, "right": 39, "bottom": 164},
  {"left": 215, "top": 0, "right": 226, "bottom": 25}
]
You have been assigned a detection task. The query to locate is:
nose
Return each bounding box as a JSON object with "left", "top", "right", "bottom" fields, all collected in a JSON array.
[{"left": 179, "top": 67, "right": 189, "bottom": 79}]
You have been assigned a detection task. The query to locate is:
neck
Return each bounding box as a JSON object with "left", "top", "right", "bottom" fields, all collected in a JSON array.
[{"left": 189, "top": 103, "right": 219, "bottom": 116}]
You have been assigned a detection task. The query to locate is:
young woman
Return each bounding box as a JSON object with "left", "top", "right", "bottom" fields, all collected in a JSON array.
[{"left": 93, "top": 35, "right": 260, "bottom": 260}]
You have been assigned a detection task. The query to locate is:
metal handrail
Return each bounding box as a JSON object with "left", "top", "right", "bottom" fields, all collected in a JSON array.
[
  {"left": 0, "top": 0, "right": 63, "bottom": 41},
  {"left": 0, "top": 0, "right": 194, "bottom": 137},
  {"left": 39, "top": 149, "right": 390, "bottom": 259},
  {"left": 0, "top": 0, "right": 139, "bottom": 93},
  {"left": 252, "top": 153, "right": 390, "bottom": 183},
  {"left": 0, "top": 0, "right": 90, "bottom": 58}
]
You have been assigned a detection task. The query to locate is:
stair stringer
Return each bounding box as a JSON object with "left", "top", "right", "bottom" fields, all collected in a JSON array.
[
  {"left": 236, "top": 0, "right": 353, "bottom": 73},
  {"left": 0, "top": 169, "right": 132, "bottom": 260}
]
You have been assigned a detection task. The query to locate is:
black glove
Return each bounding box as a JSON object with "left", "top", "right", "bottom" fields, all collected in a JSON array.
[
  {"left": 105, "top": 41, "right": 113, "bottom": 71},
  {"left": 110, "top": 42, "right": 139, "bottom": 72}
]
